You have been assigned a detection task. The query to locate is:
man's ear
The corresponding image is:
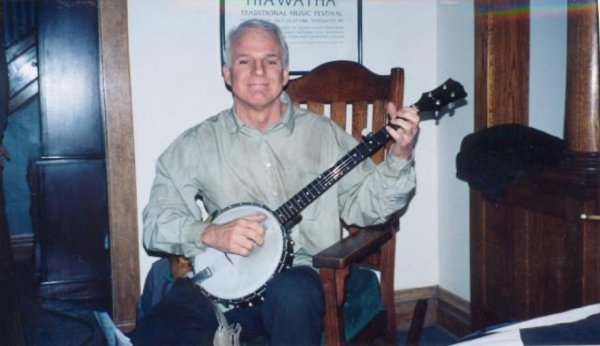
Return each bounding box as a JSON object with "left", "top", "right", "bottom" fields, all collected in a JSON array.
[
  {"left": 282, "top": 67, "right": 289, "bottom": 87},
  {"left": 222, "top": 65, "right": 232, "bottom": 86}
]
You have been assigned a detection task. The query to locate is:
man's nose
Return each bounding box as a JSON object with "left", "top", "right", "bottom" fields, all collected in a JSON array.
[{"left": 252, "top": 61, "right": 265, "bottom": 75}]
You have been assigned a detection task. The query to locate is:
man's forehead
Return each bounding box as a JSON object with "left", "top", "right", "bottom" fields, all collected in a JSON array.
[
  {"left": 237, "top": 27, "right": 276, "bottom": 40},
  {"left": 232, "top": 28, "right": 281, "bottom": 51}
]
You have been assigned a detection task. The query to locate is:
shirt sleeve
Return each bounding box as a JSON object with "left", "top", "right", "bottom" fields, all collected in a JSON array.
[
  {"left": 336, "top": 126, "right": 416, "bottom": 227},
  {"left": 142, "top": 138, "right": 209, "bottom": 258}
]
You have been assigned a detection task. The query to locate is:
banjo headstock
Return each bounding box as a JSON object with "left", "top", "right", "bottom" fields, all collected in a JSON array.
[{"left": 413, "top": 78, "right": 467, "bottom": 121}]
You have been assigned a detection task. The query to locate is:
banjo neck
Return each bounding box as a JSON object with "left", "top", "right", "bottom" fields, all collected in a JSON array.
[
  {"left": 274, "top": 127, "right": 390, "bottom": 228},
  {"left": 274, "top": 78, "right": 467, "bottom": 229}
]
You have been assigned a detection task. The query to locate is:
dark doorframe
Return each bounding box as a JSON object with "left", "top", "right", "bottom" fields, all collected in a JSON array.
[{"left": 98, "top": 0, "right": 139, "bottom": 331}]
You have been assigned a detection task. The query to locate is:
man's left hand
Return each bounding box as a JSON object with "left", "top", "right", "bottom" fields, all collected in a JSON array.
[{"left": 385, "top": 102, "right": 420, "bottom": 159}]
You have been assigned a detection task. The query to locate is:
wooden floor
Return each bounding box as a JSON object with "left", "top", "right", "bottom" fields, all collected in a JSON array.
[
  {"left": 1, "top": 178, "right": 108, "bottom": 345},
  {"left": 5, "top": 257, "right": 109, "bottom": 345}
]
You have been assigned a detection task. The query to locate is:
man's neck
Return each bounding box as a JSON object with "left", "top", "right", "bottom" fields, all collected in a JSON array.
[{"left": 234, "top": 102, "right": 286, "bottom": 132}]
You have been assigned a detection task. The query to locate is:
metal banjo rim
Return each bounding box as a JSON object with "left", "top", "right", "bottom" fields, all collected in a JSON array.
[{"left": 194, "top": 202, "right": 294, "bottom": 308}]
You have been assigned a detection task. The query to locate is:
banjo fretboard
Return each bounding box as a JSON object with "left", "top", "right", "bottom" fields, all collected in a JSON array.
[{"left": 274, "top": 127, "right": 390, "bottom": 228}]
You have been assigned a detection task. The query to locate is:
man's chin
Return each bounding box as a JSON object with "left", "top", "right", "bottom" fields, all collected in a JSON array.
[{"left": 246, "top": 93, "right": 276, "bottom": 105}]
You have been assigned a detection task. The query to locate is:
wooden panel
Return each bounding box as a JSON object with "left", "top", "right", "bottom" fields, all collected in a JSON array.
[
  {"left": 480, "top": 202, "right": 522, "bottom": 324},
  {"left": 473, "top": 171, "right": 600, "bottom": 330},
  {"left": 38, "top": 0, "right": 103, "bottom": 157},
  {"left": 582, "top": 199, "right": 600, "bottom": 303},
  {"left": 527, "top": 212, "right": 576, "bottom": 316},
  {"left": 469, "top": 189, "right": 485, "bottom": 330},
  {"left": 564, "top": 0, "right": 600, "bottom": 152},
  {"left": 474, "top": 0, "right": 530, "bottom": 130},
  {"left": 472, "top": 0, "right": 532, "bottom": 331},
  {"left": 35, "top": 159, "right": 110, "bottom": 299}
]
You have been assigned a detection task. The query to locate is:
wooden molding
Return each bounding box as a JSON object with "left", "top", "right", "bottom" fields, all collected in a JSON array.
[
  {"left": 395, "top": 286, "right": 438, "bottom": 330},
  {"left": 394, "top": 285, "right": 471, "bottom": 338},
  {"left": 98, "top": 0, "right": 140, "bottom": 332},
  {"left": 437, "top": 287, "right": 472, "bottom": 337}
]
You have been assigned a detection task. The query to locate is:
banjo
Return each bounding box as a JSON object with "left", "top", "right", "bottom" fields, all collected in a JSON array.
[{"left": 191, "top": 79, "right": 467, "bottom": 308}]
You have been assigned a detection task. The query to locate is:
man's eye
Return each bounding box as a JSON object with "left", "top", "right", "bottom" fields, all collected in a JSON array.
[
  {"left": 266, "top": 60, "right": 279, "bottom": 65},
  {"left": 237, "top": 59, "right": 250, "bottom": 65}
]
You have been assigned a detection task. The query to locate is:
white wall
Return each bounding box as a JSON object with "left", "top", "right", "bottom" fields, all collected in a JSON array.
[
  {"left": 529, "top": 0, "right": 567, "bottom": 138},
  {"left": 437, "top": 0, "right": 474, "bottom": 300},
  {"left": 129, "top": 0, "right": 566, "bottom": 304},
  {"left": 362, "top": 0, "right": 440, "bottom": 291}
]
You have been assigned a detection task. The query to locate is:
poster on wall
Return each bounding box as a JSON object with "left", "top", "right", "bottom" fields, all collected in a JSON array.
[{"left": 220, "top": 0, "right": 363, "bottom": 74}]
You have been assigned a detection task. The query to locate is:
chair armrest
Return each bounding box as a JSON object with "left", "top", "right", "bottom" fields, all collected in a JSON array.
[{"left": 313, "top": 218, "right": 398, "bottom": 269}]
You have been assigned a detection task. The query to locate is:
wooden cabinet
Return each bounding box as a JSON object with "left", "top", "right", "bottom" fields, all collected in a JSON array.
[
  {"left": 470, "top": 167, "right": 600, "bottom": 330},
  {"left": 471, "top": 0, "right": 600, "bottom": 331}
]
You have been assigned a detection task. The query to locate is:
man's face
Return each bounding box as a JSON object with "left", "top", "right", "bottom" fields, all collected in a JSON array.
[{"left": 222, "top": 28, "right": 289, "bottom": 115}]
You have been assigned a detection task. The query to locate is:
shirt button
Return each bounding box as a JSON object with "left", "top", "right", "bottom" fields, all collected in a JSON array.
[
  {"left": 272, "top": 191, "right": 278, "bottom": 197},
  {"left": 265, "top": 162, "right": 272, "bottom": 168}
]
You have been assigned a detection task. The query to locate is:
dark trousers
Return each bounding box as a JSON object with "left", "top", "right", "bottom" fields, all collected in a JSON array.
[{"left": 134, "top": 258, "right": 324, "bottom": 346}]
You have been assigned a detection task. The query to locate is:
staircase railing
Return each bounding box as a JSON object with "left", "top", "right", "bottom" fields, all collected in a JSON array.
[{"left": 2, "top": 0, "right": 38, "bottom": 114}]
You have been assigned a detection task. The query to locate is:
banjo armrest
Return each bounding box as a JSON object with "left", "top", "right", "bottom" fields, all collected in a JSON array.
[{"left": 313, "top": 217, "right": 398, "bottom": 270}]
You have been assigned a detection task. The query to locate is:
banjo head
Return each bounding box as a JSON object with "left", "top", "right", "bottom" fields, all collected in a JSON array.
[{"left": 192, "top": 202, "right": 291, "bottom": 307}]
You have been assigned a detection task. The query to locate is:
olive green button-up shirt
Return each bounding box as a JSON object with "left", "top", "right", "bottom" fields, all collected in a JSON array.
[{"left": 143, "top": 92, "right": 416, "bottom": 267}]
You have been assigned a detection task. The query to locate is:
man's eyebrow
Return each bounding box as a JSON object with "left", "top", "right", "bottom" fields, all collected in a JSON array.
[{"left": 234, "top": 52, "right": 281, "bottom": 59}]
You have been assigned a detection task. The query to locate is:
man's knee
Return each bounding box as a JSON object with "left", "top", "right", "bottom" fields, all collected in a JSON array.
[{"left": 264, "top": 266, "right": 324, "bottom": 313}]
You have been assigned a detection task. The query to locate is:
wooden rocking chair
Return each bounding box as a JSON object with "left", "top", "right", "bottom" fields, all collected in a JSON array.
[{"left": 286, "top": 60, "right": 404, "bottom": 346}]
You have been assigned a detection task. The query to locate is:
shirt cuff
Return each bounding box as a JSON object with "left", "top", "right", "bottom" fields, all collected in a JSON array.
[
  {"left": 181, "top": 221, "right": 209, "bottom": 258},
  {"left": 383, "top": 152, "right": 414, "bottom": 178}
]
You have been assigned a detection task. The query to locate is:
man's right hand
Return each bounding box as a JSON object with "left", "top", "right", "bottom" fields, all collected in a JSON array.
[{"left": 200, "top": 213, "right": 266, "bottom": 256}]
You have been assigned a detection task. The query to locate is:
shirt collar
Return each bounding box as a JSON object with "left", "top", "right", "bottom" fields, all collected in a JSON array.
[{"left": 226, "top": 92, "right": 295, "bottom": 135}]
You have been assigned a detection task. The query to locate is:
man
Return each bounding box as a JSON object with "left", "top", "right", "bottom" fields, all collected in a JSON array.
[{"left": 140, "top": 19, "right": 419, "bottom": 346}]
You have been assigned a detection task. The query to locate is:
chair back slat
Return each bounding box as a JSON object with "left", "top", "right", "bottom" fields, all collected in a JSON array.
[
  {"left": 307, "top": 101, "right": 324, "bottom": 114},
  {"left": 330, "top": 101, "right": 347, "bottom": 130},
  {"left": 371, "top": 100, "right": 388, "bottom": 163},
  {"left": 350, "top": 101, "right": 367, "bottom": 140}
]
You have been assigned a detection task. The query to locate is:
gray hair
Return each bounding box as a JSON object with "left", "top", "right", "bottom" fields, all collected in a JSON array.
[{"left": 223, "top": 19, "right": 289, "bottom": 68}]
